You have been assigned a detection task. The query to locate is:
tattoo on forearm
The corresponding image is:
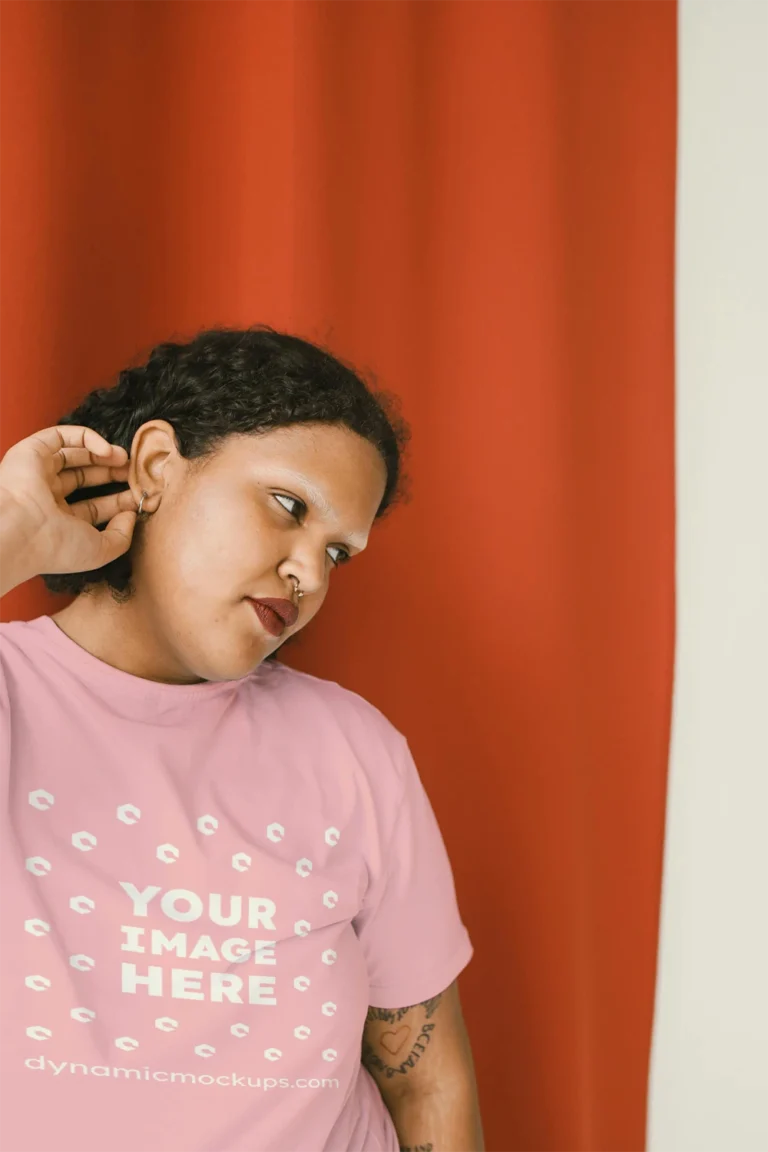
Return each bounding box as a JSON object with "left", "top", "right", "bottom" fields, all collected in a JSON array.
[
  {"left": 365, "top": 993, "right": 444, "bottom": 1026},
  {"left": 361, "top": 992, "right": 444, "bottom": 1081},
  {"left": 399, "top": 1145, "right": 434, "bottom": 1151},
  {"left": 362, "top": 1020, "right": 435, "bottom": 1079}
]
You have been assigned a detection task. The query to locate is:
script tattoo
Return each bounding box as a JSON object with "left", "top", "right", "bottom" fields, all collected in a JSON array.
[
  {"left": 399, "top": 1146, "right": 434, "bottom": 1151},
  {"left": 361, "top": 993, "right": 444, "bottom": 1082}
]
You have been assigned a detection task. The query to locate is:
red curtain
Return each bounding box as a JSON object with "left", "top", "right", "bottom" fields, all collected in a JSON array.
[{"left": 0, "top": 3, "right": 677, "bottom": 1149}]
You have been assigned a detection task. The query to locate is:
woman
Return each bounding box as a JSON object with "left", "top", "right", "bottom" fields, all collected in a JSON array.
[{"left": 0, "top": 327, "right": 483, "bottom": 1152}]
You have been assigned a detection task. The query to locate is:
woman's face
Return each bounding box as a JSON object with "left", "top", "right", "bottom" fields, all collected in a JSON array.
[{"left": 125, "top": 420, "right": 388, "bottom": 682}]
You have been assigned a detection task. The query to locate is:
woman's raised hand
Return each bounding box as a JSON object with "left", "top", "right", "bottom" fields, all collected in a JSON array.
[{"left": 0, "top": 425, "right": 140, "bottom": 593}]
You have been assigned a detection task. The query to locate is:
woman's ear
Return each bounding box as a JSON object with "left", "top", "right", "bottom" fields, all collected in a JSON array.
[{"left": 129, "top": 421, "right": 180, "bottom": 513}]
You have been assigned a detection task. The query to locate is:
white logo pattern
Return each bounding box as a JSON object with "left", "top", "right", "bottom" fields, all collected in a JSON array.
[
  {"left": 28, "top": 790, "right": 54, "bottom": 811},
  {"left": 24, "top": 797, "right": 343, "bottom": 1063}
]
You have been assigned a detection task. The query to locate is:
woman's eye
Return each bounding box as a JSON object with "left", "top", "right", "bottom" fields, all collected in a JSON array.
[
  {"left": 274, "top": 494, "right": 304, "bottom": 520},
  {"left": 327, "top": 546, "right": 352, "bottom": 567}
]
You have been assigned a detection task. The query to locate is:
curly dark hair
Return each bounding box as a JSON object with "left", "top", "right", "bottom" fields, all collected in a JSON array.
[{"left": 42, "top": 325, "right": 411, "bottom": 657}]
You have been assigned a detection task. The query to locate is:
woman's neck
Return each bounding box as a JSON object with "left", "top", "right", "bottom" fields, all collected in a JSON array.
[{"left": 49, "top": 593, "right": 207, "bottom": 685}]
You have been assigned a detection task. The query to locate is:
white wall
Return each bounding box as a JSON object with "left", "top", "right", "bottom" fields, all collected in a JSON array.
[{"left": 646, "top": 3, "right": 768, "bottom": 1150}]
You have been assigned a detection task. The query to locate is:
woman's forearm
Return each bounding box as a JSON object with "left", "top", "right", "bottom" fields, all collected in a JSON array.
[
  {"left": 387, "top": 1083, "right": 485, "bottom": 1152},
  {"left": 0, "top": 488, "right": 40, "bottom": 596}
]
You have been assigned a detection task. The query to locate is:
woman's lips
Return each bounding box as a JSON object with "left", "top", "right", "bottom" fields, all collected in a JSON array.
[
  {"left": 249, "top": 600, "right": 285, "bottom": 637},
  {"left": 247, "top": 599, "right": 299, "bottom": 635}
]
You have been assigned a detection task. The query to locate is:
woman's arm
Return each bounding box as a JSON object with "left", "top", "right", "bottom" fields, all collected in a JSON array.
[{"left": 362, "top": 979, "right": 485, "bottom": 1151}]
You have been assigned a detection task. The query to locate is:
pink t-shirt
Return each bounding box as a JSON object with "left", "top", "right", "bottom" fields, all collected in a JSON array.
[{"left": 0, "top": 616, "right": 473, "bottom": 1152}]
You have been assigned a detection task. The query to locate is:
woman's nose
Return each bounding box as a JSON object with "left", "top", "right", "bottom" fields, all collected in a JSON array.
[{"left": 280, "top": 554, "right": 325, "bottom": 597}]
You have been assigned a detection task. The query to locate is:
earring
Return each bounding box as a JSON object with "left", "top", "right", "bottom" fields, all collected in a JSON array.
[{"left": 137, "top": 490, "right": 149, "bottom": 515}]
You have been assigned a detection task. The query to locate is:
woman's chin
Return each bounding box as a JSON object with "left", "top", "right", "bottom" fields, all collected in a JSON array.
[{"left": 176, "top": 634, "right": 271, "bottom": 684}]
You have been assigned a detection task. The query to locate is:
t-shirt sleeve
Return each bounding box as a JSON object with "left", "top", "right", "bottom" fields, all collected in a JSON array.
[
  {"left": 352, "top": 734, "right": 474, "bottom": 1008},
  {"left": 0, "top": 640, "right": 10, "bottom": 773}
]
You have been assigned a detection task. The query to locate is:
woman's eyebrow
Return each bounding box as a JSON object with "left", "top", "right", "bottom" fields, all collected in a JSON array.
[{"left": 266, "top": 468, "right": 369, "bottom": 550}]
